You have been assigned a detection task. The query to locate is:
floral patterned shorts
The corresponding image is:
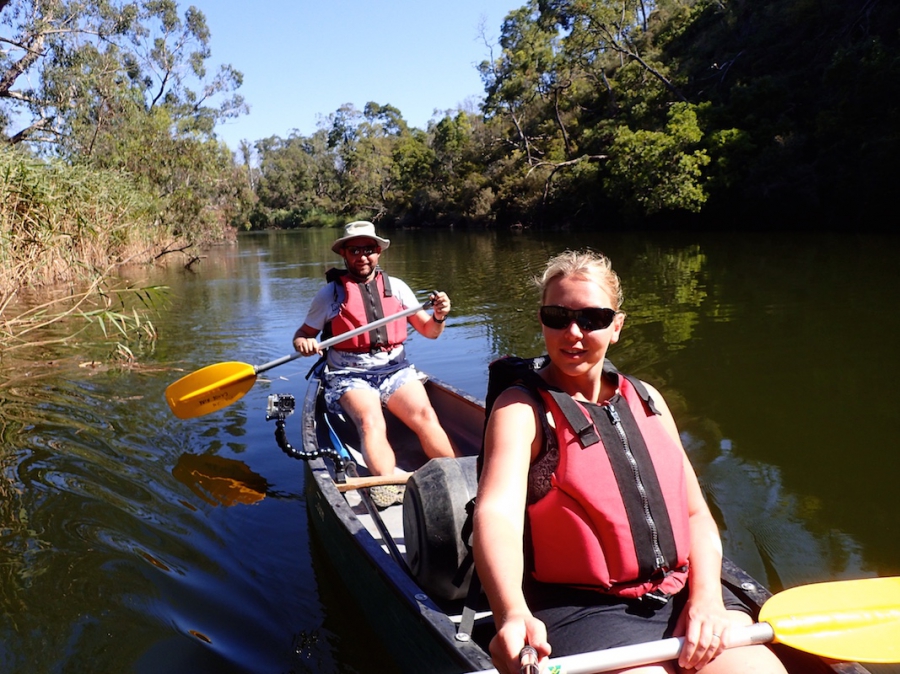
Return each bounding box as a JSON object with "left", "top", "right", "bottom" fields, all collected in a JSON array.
[{"left": 323, "top": 364, "right": 425, "bottom": 416}]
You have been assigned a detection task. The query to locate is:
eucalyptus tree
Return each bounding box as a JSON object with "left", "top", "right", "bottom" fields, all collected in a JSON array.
[
  {"left": 478, "top": 1, "right": 577, "bottom": 220},
  {"left": 0, "top": 0, "right": 248, "bottom": 241},
  {"left": 322, "top": 103, "right": 367, "bottom": 216},
  {"left": 427, "top": 111, "right": 499, "bottom": 224},
  {"left": 388, "top": 127, "right": 436, "bottom": 221},
  {"left": 478, "top": 1, "right": 560, "bottom": 167},
  {"left": 254, "top": 128, "right": 342, "bottom": 226},
  {"left": 320, "top": 101, "right": 415, "bottom": 221},
  {"left": 477, "top": 0, "right": 715, "bottom": 220},
  {"left": 605, "top": 102, "right": 710, "bottom": 215},
  {"left": 539, "top": 0, "right": 687, "bottom": 109},
  {"left": 0, "top": 0, "right": 245, "bottom": 151},
  {"left": 356, "top": 102, "right": 407, "bottom": 217}
]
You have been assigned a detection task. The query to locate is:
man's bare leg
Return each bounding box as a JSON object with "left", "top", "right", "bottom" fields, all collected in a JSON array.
[
  {"left": 386, "top": 379, "right": 456, "bottom": 460},
  {"left": 339, "top": 388, "right": 397, "bottom": 476}
]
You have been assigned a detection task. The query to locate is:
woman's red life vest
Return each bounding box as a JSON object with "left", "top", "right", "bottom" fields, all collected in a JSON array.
[
  {"left": 526, "top": 374, "right": 691, "bottom": 598},
  {"left": 327, "top": 268, "right": 408, "bottom": 352}
]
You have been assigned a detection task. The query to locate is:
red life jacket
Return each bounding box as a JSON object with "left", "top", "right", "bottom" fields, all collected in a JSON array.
[
  {"left": 326, "top": 268, "right": 408, "bottom": 352},
  {"left": 493, "top": 357, "right": 690, "bottom": 598}
]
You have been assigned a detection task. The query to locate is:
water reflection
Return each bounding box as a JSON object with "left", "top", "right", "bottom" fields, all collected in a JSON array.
[
  {"left": 682, "top": 428, "right": 870, "bottom": 592},
  {"left": 0, "top": 228, "right": 898, "bottom": 673},
  {"left": 172, "top": 454, "right": 269, "bottom": 507}
]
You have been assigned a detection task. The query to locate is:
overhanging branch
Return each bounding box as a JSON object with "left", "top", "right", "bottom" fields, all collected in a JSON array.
[{"left": 526, "top": 154, "right": 608, "bottom": 204}]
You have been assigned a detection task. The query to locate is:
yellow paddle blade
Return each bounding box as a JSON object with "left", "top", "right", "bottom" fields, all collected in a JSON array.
[
  {"left": 760, "top": 576, "right": 900, "bottom": 663},
  {"left": 165, "top": 361, "right": 257, "bottom": 419}
]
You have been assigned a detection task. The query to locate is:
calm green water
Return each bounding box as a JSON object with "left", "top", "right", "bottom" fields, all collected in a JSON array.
[{"left": 1, "top": 228, "right": 898, "bottom": 673}]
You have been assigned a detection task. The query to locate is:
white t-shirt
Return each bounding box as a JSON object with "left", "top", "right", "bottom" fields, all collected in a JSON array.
[{"left": 302, "top": 274, "right": 422, "bottom": 373}]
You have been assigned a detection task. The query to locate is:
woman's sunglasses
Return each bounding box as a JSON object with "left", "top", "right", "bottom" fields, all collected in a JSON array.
[{"left": 539, "top": 305, "right": 617, "bottom": 331}]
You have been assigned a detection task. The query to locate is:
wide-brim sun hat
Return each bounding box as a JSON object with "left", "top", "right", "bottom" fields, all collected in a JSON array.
[{"left": 331, "top": 220, "right": 391, "bottom": 254}]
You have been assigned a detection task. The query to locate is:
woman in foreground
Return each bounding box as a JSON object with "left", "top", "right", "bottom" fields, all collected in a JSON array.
[{"left": 473, "top": 250, "right": 787, "bottom": 674}]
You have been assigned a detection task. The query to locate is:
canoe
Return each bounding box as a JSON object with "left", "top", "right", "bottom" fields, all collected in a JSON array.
[{"left": 274, "top": 372, "right": 873, "bottom": 674}]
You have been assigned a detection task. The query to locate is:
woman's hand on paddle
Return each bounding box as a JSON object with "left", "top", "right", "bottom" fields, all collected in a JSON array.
[
  {"left": 676, "top": 594, "right": 730, "bottom": 670},
  {"left": 489, "top": 613, "right": 551, "bottom": 674}
]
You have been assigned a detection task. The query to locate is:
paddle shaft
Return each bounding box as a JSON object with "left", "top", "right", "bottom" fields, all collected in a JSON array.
[
  {"left": 254, "top": 299, "right": 432, "bottom": 375},
  {"left": 470, "top": 623, "right": 775, "bottom": 674},
  {"left": 165, "top": 299, "right": 434, "bottom": 418}
]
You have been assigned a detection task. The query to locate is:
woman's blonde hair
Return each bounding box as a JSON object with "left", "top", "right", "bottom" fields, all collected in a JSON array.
[{"left": 536, "top": 249, "right": 624, "bottom": 309}]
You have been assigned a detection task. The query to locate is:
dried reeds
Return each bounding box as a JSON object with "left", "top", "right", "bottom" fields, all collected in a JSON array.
[
  {"left": 0, "top": 147, "right": 158, "bottom": 296},
  {"left": 0, "top": 148, "right": 165, "bottom": 351}
]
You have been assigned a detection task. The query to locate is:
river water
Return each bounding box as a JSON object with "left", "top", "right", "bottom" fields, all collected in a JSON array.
[{"left": 1, "top": 227, "right": 898, "bottom": 673}]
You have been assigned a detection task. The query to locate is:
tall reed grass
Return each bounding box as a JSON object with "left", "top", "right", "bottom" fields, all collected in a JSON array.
[
  {"left": 0, "top": 147, "right": 159, "bottom": 296},
  {"left": 0, "top": 148, "right": 167, "bottom": 353}
]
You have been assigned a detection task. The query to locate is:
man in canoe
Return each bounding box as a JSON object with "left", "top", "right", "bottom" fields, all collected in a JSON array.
[
  {"left": 473, "top": 250, "right": 788, "bottom": 674},
  {"left": 292, "top": 220, "right": 455, "bottom": 507}
]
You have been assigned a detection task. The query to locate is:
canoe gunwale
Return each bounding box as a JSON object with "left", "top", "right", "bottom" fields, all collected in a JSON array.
[{"left": 300, "top": 376, "right": 495, "bottom": 672}]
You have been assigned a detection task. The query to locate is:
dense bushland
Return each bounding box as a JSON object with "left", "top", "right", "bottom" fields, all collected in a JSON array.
[{"left": 250, "top": 0, "right": 899, "bottom": 231}]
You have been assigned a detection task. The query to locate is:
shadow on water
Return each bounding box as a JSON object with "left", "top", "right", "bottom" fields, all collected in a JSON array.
[
  {"left": 303, "top": 528, "right": 402, "bottom": 673},
  {"left": 0, "top": 228, "right": 898, "bottom": 673}
]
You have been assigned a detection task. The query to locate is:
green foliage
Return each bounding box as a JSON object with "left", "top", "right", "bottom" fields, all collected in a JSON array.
[
  {"left": 251, "top": 103, "right": 499, "bottom": 229},
  {"left": 706, "top": 126, "right": 756, "bottom": 191},
  {"left": 606, "top": 103, "right": 711, "bottom": 215},
  {"left": 391, "top": 131, "right": 437, "bottom": 212},
  {"left": 83, "top": 103, "right": 245, "bottom": 243}
]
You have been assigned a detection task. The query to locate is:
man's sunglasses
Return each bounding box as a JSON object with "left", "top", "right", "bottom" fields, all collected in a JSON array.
[
  {"left": 344, "top": 245, "right": 380, "bottom": 256},
  {"left": 539, "top": 305, "right": 617, "bottom": 331}
]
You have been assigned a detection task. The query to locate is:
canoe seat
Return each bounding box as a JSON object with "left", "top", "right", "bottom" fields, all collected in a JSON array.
[{"left": 403, "top": 456, "right": 478, "bottom": 601}]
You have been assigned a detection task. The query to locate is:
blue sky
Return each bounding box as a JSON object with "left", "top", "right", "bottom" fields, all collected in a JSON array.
[{"left": 190, "top": 0, "right": 523, "bottom": 150}]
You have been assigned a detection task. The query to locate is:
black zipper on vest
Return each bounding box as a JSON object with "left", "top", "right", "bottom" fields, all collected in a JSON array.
[
  {"left": 604, "top": 402, "right": 667, "bottom": 573},
  {"left": 360, "top": 278, "right": 389, "bottom": 349}
]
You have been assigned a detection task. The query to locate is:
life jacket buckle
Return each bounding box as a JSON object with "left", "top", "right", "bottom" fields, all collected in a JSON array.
[{"left": 641, "top": 589, "right": 670, "bottom": 606}]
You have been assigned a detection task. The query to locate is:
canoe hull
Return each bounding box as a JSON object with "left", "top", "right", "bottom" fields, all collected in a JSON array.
[{"left": 301, "top": 378, "right": 493, "bottom": 672}]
